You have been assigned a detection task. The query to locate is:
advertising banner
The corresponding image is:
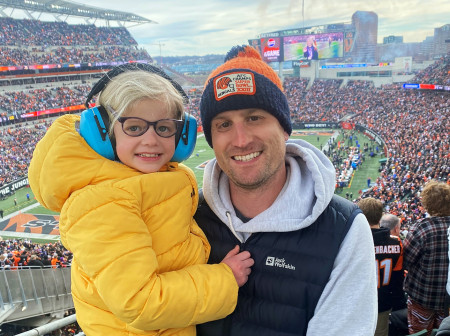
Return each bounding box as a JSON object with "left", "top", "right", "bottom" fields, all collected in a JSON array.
[
  {"left": 0, "top": 177, "right": 29, "bottom": 198},
  {"left": 294, "top": 122, "right": 339, "bottom": 129},
  {"left": 261, "top": 37, "right": 283, "bottom": 63}
]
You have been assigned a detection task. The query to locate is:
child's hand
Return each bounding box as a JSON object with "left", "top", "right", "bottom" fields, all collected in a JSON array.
[{"left": 221, "top": 245, "right": 254, "bottom": 287}]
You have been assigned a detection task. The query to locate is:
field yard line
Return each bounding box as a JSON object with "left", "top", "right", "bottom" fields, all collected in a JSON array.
[{"left": 2, "top": 202, "right": 41, "bottom": 221}]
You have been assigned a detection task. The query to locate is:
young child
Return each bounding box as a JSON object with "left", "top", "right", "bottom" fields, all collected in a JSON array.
[{"left": 28, "top": 64, "right": 253, "bottom": 336}]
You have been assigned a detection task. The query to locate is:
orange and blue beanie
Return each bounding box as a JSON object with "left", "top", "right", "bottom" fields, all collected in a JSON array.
[{"left": 200, "top": 45, "right": 292, "bottom": 147}]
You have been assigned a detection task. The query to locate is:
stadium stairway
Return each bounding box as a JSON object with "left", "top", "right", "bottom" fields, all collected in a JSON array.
[{"left": 0, "top": 267, "right": 73, "bottom": 326}]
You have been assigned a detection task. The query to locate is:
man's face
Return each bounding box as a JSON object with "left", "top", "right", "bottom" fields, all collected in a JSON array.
[{"left": 210, "top": 108, "right": 289, "bottom": 190}]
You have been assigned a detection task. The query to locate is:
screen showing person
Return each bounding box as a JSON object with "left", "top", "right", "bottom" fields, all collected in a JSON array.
[
  {"left": 283, "top": 32, "right": 344, "bottom": 61},
  {"left": 303, "top": 37, "right": 318, "bottom": 60}
]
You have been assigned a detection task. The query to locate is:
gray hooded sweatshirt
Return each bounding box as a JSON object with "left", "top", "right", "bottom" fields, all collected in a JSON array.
[{"left": 202, "top": 139, "right": 378, "bottom": 336}]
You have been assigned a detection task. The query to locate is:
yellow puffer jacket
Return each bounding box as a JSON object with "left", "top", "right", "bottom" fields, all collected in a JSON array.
[{"left": 28, "top": 114, "right": 238, "bottom": 335}]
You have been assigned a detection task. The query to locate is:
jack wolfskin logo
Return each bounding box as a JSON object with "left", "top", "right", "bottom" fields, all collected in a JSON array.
[
  {"left": 265, "top": 256, "right": 296, "bottom": 270},
  {"left": 265, "top": 256, "right": 275, "bottom": 266}
]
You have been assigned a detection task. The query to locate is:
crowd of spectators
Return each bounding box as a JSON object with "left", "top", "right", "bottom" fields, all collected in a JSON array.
[
  {"left": 0, "top": 18, "right": 153, "bottom": 68},
  {"left": 290, "top": 78, "right": 344, "bottom": 122},
  {"left": 282, "top": 58, "right": 447, "bottom": 235},
  {"left": 352, "top": 89, "right": 448, "bottom": 230},
  {"left": 184, "top": 88, "right": 202, "bottom": 122},
  {"left": 287, "top": 78, "right": 382, "bottom": 123},
  {"left": 412, "top": 53, "right": 450, "bottom": 85},
  {"left": 0, "top": 237, "right": 72, "bottom": 270},
  {"left": 0, "top": 18, "right": 137, "bottom": 47},
  {"left": 282, "top": 72, "right": 448, "bottom": 231},
  {"left": 279, "top": 56, "right": 448, "bottom": 234},
  {"left": 0, "top": 84, "right": 91, "bottom": 114},
  {"left": 283, "top": 77, "right": 309, "bottom": 120},
  {"left": 0, "top": 121, "right": 50, "bottom": 187},
  {"left": 0, "top": 45, "right": 152, "bottom": 66}
]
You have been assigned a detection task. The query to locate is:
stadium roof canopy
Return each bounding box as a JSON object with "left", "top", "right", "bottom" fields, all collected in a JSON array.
[{"left": 0, "top": 0, "right": 156, "bottom": 27}]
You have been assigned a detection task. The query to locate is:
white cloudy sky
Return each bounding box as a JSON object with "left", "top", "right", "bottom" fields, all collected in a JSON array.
[{"left": 10, "top": 0, "right": 450, "bottom": 56}]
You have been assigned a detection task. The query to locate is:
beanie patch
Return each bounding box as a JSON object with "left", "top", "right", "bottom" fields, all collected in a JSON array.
[{"left": 214, "top": 72, "right": 255, "bottom": 101}]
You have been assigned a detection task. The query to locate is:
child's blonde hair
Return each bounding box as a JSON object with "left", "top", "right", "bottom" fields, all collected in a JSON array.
[{"left": 98, "top": 70, "right": 185, "bottom": 135}]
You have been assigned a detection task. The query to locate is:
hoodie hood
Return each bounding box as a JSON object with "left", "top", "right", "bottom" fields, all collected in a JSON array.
[
  {"left": 371, "top": 226, "right": 391, "bottom": 241},
  {"left": 202, "top": 138, "right": 336, "bottom": 242},
  {"left": 28, "top": 114, "right": 141, "bottom": 212}
]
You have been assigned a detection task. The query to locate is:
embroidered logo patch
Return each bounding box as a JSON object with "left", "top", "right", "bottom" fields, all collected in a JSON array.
[{"left": 213, "top": 72, "right": 256, "bottom": 101}]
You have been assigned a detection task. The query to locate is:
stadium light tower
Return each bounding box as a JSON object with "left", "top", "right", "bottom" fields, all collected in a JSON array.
[
  {"left": 151, "top": 41, "right": 165, "bottom": 67},
  {"left": 302, "top": 0, "right": 304, "bottom": 28}
]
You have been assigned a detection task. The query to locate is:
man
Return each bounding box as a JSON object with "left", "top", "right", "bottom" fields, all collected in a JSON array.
[
  {"left": 7, "top": 252, "right": 19, "bottom": 269},
  {"left": 358, "top": 198, "right": 404, "bottom": 336},
  {"left": 194, "top": 45, "right": 377, "bottom": 336},
  {"left": 404, "top": 180, "right": 450, "bottom": 334},
  {"left": 26, "top": 254, "right": 45, "bottom": 268},
  {"left": 380, "top": 213, "right": 401, "bottom": 237},
  {"left": 380, "top": 212, "right": 408, "bottom": 333}
]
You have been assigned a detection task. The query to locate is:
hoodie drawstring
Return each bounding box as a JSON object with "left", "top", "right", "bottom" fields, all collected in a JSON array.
[{"left": 226, "top": 211, "right": 244, "bottom": 244}]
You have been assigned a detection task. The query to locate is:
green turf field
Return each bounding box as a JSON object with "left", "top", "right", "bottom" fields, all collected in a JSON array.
[{"left": 0, "top": 129, "right": 384, "bottom": 218}]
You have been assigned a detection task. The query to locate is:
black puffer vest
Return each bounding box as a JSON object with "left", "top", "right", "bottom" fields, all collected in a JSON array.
[{"left": 195, "top": 194, "right": 361, "bottom": 336}]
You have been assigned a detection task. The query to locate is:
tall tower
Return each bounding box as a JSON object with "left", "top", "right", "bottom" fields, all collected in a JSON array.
[
  {"left": 433, "top": 24, "right": 450, "bottom": 57},
  {"left": 351, "top": 11, "right": 378, "bottom": 62}
]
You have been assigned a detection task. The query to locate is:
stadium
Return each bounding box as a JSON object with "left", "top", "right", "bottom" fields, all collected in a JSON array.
[{"left": 0, "top": 0, "right": 448, "bottom": 335}]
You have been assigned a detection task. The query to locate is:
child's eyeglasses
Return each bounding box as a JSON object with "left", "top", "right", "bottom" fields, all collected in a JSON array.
[{"left": 117, "top": 117, "right": 183, "bottom": 138}]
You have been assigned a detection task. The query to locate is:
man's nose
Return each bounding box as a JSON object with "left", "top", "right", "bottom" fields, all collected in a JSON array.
[{"left": 231, "top": 123, "right": 252, "bottom": 148}]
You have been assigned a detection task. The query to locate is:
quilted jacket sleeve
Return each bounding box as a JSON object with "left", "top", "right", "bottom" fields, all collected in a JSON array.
[{"left": 60, "top": 184, "right": 238, "bottom": 330}]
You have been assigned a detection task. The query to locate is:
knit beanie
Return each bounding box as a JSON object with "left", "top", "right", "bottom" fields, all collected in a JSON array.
[{"left": 200, "top": 45, "right": 292, "bottom": 147}]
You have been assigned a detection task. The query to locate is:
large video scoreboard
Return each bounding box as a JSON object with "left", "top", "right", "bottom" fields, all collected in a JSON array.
[{"left": 249, "top": 25, "right": 355, "bottom": 63}]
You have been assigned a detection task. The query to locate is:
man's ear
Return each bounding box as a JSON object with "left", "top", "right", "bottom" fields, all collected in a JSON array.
[{"left": 284, "top": 132, "right": 289, "bottom": 141}]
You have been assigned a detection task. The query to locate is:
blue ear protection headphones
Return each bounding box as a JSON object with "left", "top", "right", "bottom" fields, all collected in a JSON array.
[{"left": 79, "top": 63, "right": 197, "bottom": 162}]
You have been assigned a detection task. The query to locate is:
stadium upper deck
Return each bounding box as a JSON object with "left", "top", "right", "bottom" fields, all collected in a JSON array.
[
  {"left": 0, "top": 0, "right": 154, "bottom": 25},
  {"left": 0, "top": 16, "right": 154, "bottom": 122},
  {"left": 0, "top": 0, "right": 155, "bottom": 82}
]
